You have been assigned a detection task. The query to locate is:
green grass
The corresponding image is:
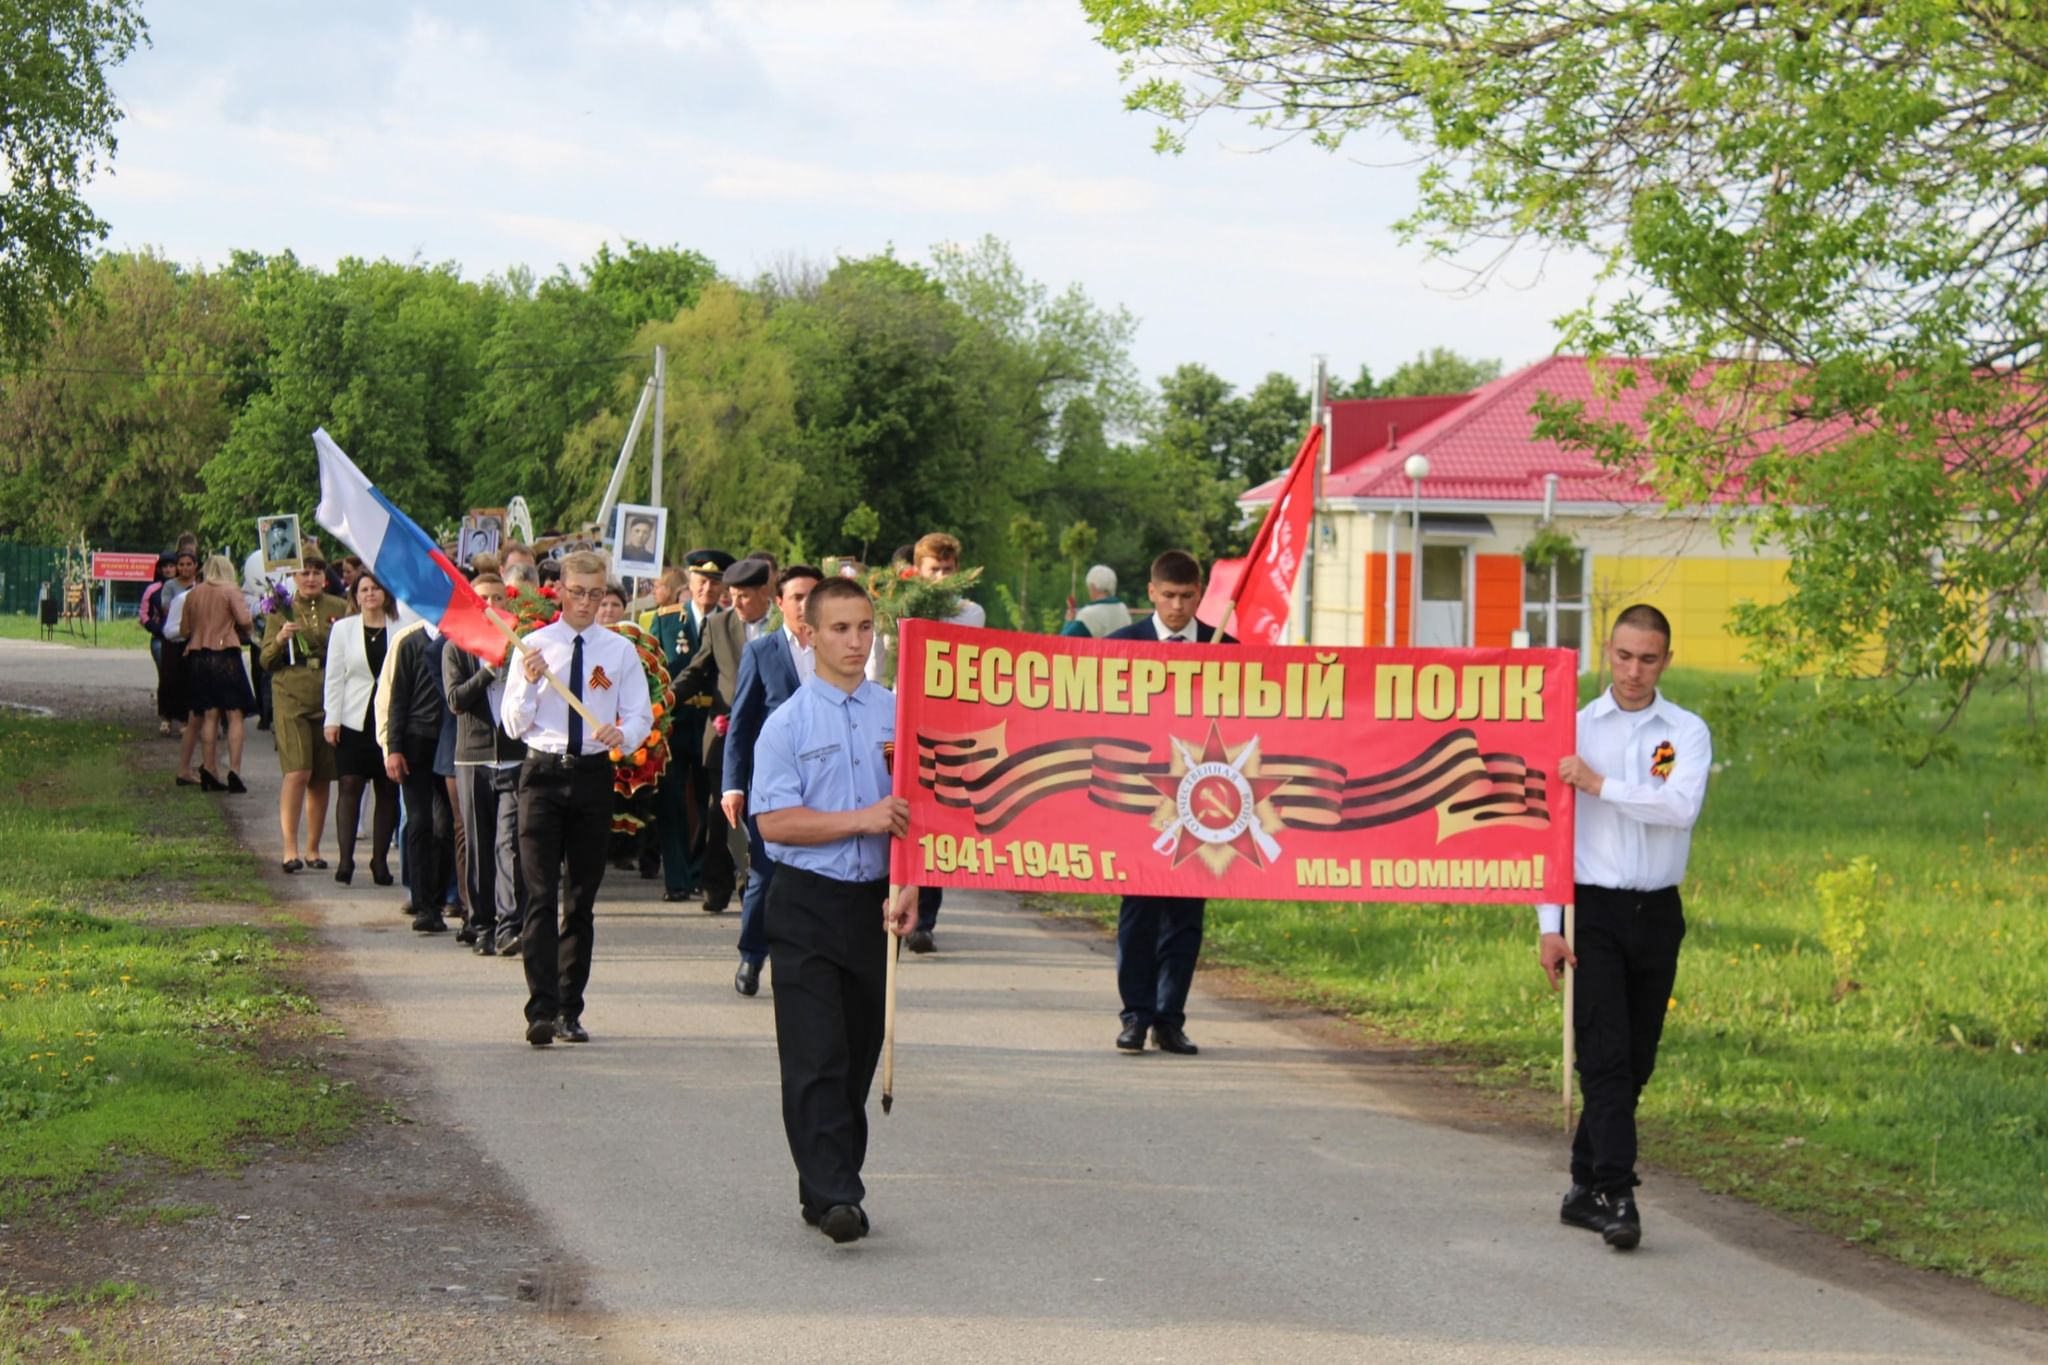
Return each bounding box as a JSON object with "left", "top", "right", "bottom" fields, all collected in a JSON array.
[
  {"left": 0, "top": 1281, "right": 152, "bottom": 1364},
  {"left": 0, "top": 613, "right": 150, "bottom": 649},
  {"left": 1051, "top": 668, "right": 2048, "bottom": 1303},
  {"left": 0, "top": 713, "right": 350, "bottom": 1221}
]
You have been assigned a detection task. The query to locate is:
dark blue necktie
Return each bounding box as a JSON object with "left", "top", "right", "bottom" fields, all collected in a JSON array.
[{"left": 567, "top": 634, "right": 585, "bottom": 755}]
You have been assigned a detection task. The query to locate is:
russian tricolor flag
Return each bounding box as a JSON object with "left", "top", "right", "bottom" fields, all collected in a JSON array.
[{"left": 312, "top": 428, "right": 505, "bottom": 661}]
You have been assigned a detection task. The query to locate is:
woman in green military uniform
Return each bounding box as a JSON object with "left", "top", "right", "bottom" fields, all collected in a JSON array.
[{"left": 261, "top": 556, "right": 349, "bottom": 873}]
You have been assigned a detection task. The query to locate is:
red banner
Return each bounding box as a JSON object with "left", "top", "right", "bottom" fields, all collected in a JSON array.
[
  {"left": 90, "top": 552, "right": 159, "bottom": 583},
  {"left": 890, "top": 621, "right": 1576, "bottom": 904}
]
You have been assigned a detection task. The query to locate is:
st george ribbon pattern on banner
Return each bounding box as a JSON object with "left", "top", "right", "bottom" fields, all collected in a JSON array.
[{"left": 888, "top": 621, "right": 1578, "bottom": 904}]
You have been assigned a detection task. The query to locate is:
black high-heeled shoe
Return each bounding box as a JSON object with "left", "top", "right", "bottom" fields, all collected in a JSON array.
[
  {"left": 199, "top": 769, "right": 225, "bottom": 792},
  {"left": 226, "top": 771, "right": 248, "bottom": 794},
  {"left": 334, "top": 861, "right": 354, "bottom": 885},
  {"left": 175, "top": 774, "right": 199, "bottom": 788},
  {"left": 370, "top": 861, "right": 394, "bottom": 887}
]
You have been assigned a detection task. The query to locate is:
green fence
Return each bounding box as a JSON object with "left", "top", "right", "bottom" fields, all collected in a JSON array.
[{"left": 0, "top": 540, "right": 63, "bottom": 616}]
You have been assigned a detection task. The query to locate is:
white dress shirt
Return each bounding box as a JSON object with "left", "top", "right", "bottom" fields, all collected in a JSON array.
[
  {"left": 1152, "top": 614, "right": 1197, "bottom": 644},
  {"left": 787, "top": 625, "right": 816, "bottom": 686},
  {"left": 743, "top": 612, "right": 771, "bottom": 644},
  {"left": 1537, "top": 689, "right": 1712, "bottom": 933},
  {"left": 500, "top": 618, "right": 653, "bottom": 757}
]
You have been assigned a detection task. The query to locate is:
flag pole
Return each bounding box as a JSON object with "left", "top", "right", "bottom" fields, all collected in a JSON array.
[
  {"left": 1562, "top": 900, "right": 1577, "bottom": 1131},
  {"left": 485, "top": 609, "right": 603, "bottom": 731}
]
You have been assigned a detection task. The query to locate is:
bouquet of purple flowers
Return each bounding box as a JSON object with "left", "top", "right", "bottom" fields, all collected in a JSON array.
[{"left": 258, "top": 579, "right": 302, "bottom": 665}]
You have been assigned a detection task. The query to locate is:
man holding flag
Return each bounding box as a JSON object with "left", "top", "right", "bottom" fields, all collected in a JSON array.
[{"left": 313, "top": 431, "right": 648, "bottom": 1045}]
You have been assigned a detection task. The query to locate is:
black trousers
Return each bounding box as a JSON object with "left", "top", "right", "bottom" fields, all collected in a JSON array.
[
  {"left": 699, "top": 737, "right": 737, "bottom": 907},
  {"left": 516, "top": 756, "right": 614, "bottom": 1025},
  {"left": 1570, "top": 884, "right": 1686, "bottom": 1193},
  {"left": 1116, "top": 896, "right": 1205, "bottom": 1030},
  {"left": 398, "top": 735, "right": 451, "bottom": 915},
  {"left": 766, "top": 864, "right": 889, "bottom": 1214},
  {"left": 914, "top": 885, "right": 943, "bottom": 933}
]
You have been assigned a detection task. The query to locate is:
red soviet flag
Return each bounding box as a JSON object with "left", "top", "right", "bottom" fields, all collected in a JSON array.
[{"left": 1222, "top": 425, "right": 1321, "bottom": 643}]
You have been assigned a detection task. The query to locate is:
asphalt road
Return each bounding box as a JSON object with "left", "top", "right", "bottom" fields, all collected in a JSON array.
[{"left": 4, "top": 636, "right": 2038, "bottom": 1363}]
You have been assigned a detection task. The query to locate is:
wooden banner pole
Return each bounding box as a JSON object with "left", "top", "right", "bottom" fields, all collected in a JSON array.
[{"left": 881, "top": 900, "right": 900, "bottom": 1115}]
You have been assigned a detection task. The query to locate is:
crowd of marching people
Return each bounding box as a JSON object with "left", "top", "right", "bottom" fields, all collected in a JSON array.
[
  {"left": 137, "top": 526, "right": 1067, "bottom": 982},
  {"left": 130, "top": 509, "right": 1705, "bottom": 1253}
]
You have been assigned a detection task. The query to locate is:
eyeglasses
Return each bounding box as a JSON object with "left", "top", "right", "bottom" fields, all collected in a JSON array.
[{"left": 559, "top": 587, "right": 605, "bottom": 603}]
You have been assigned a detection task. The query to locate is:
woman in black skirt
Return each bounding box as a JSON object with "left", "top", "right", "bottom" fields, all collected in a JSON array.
[
  {"left": 154, "top": 548, "right": 199, "bottom": 737},
  {"left": 173, "top": 555, "right": 259, "bottom": 791},
  {"left": 322, "top": 570, "right": 401, "bottom": 885}
]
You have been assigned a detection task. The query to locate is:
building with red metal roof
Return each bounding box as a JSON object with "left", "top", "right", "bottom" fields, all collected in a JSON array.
[{"left": 1238, "top": 356, "right": 1790, "bottom": 669}]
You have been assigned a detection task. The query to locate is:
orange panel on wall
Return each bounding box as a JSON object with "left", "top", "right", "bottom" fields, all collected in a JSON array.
[
  {"left": 1365, "top": 554, "right": 1413, "bottom": 646},
  {"left": 1473, "top": 554, "right": 1524, "bottom": 648}
]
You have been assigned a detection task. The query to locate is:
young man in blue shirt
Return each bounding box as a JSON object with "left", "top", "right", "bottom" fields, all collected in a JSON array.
[{"left": 750, "top": 577, "right": 919, "bottom": 1243}]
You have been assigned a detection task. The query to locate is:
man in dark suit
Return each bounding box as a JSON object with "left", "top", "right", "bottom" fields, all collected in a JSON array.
[
  {"left": 674, "top": 556, "right": 778, "bottom": 914},
  {"left": 1104, "top": 550, "right": 1229, "bottom": 1057},
  {"left": 643, "top": 550, "right": 731, "bottom": 904},
  {"left": 720, "top": 565, "right": 823, "bottom": 997}
]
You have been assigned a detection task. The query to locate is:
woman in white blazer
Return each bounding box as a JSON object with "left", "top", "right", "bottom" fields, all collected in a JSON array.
[{"left": 322, "top": 572, "right": 402, "bottom": 885}]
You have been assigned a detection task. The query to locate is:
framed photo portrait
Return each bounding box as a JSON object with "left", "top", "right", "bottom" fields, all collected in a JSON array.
[
  {"left": 458, "top": 511, "right": 503, "bottom": 568},
  {"left": 612, "top": 503, "right": 666, "bottom": 580},
  {"left": 258, "top": 514, "right": 304, "bottom": 574}
]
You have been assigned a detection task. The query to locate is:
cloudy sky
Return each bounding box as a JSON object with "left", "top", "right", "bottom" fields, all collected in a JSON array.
[{"left": 93, "top": 0, "right": 1599, "bottom": 392}]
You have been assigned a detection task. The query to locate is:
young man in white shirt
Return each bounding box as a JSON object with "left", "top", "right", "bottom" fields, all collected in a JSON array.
[
  {"left": 1538, "top": 603, "right": 1712, "bottom": 1251},
  {"left": 501, "top": 551, "right": 654, "bottom": 1047}
]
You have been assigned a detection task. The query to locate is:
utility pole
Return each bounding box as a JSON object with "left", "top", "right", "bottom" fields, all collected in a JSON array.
[{"left": 650, "top": 344, "right": 666, "bottom": 518}]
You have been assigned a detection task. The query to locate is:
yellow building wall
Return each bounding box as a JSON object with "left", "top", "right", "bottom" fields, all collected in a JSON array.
[
  {"left": 1591, "top": 554, "right": 1790, "bottom": 671},
  {"left": 1296, "top": 507, "right": 1791, "bottom": 670}
]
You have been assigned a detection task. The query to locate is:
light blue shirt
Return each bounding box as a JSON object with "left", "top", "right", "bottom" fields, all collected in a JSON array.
[{"left": 750, "top": 675, "right": 898, "bottom": 882}]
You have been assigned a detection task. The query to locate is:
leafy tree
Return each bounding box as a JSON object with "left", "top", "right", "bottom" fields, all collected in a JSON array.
[
  {"left": 0, "top": 251, "right": 256, "bottom": 546},
  {"left": 197, "top": 255, "right": 492, "bottom": 548},
  {"left": 1059, "top": 518, "right": 1098, "bottom": 603},
  {"left": 560, "top": 283, "right": 799, "bottom": 556},
  {"left": 1008, "top": 511, "right": 1048, "bottom": 626},
  {"left": 0, "top": 0, "right": 146, "bottom": 367},
  {"left": 1088, "top": 0, "right": 2048, "bottom": 745},
  {"left": 1379, "top": 348, "right": 1501, "bottom": 398},
  {"left": 840, "top": 501, "right": 880, "bottom": 564}
]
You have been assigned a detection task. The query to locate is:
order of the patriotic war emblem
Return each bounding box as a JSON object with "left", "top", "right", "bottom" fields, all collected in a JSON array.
[{"left": 1146, "top": 722, "right": 1289, "bottom": 873}]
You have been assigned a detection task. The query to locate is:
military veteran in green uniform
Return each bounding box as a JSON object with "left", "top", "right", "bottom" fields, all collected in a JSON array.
[
  {"left": 260, "top": 555, "right": 350, "bottom": 874},
  {"left": 640, "top": 549, "right": 732, "bottom": 903}
]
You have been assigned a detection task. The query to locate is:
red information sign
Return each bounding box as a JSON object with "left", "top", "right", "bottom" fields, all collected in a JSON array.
[
  {"left": 890, "top": 621, "right": 1576, "bottom": 904},
  {"left": 90, "top": 552, "right": 160, "bottom": 583}
]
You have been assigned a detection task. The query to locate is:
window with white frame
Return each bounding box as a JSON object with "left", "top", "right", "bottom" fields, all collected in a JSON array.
[{"left": 1523, "top": 550, "right": 1589, "bottom": 666}]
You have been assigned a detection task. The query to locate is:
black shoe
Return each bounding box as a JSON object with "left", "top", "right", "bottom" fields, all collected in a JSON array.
[
  {"left": 1116, "top": 1022, "right": 1147, "bottom": 1053},
  {"left": 257, "top": 719, "right": 271, "bottom": 732},
  {"left": 176, "top": 775, "right": 200, "bottom": 788},
  {"left": 1152, "top": 1024, "right": 1199, "bottom": 1056},
  {"left": 702, "top": 896, "right": 730, "bottom": 914},
  {"left": 819, "top": 1204, "right": 868, "bottom": 1244},
  {"left": 735, "top": 960, "right": 761, "bottom": 997},
  {"left": 474, "top": 937, "right": 497, "bottom": 957},
  {"left": 663, "top": 889, "right": 690, "bottom": 903},
  {"left": 411, "top": 911, "right": 449, "bottom": 934},
  {"left": 499, "top": 935, "right": 522, "bottom": 959},
  {"left": 334, "top": 860, "right": 354, "bottom": 886},
  {"left": 306, "top": 858, "right": 329, "bottom": 870},
  {"left": 226, "top": 771, "right": 248, "bottom": 794},
  {"left": 280, "top": 858, "right": 303, "bottom": 874},
  {"left": 1560, "top": 1184, "right": 1603, "bottom": 1233},
  {"left": 906, "top": 930, "right": 935, "bottom": 955},
  {"left": 525, "top": 1018, "right": 555, "bottom": 1047},
  {"left": 199, "top": 768, "right": 225, "bottom": 792},
  {"left": 370, "top": 862, "right": 394, "bottom": 887},
  {"left": 801, "top": 1204, "right": 823, "bottom": 1228},
  {"left": 556, "top": 1016, "right": 590, "bottom": 1044},
  {"left": 455, "top": 923, "right": 479, "bottom": 946},
  {"left": 1591, "top": 1192, "right": 1641, "bottom": 1250}
]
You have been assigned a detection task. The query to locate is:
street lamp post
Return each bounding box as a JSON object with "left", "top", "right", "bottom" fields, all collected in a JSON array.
[{"left": 1404, "top": 453, "right": 1430, "bottom": 646}]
